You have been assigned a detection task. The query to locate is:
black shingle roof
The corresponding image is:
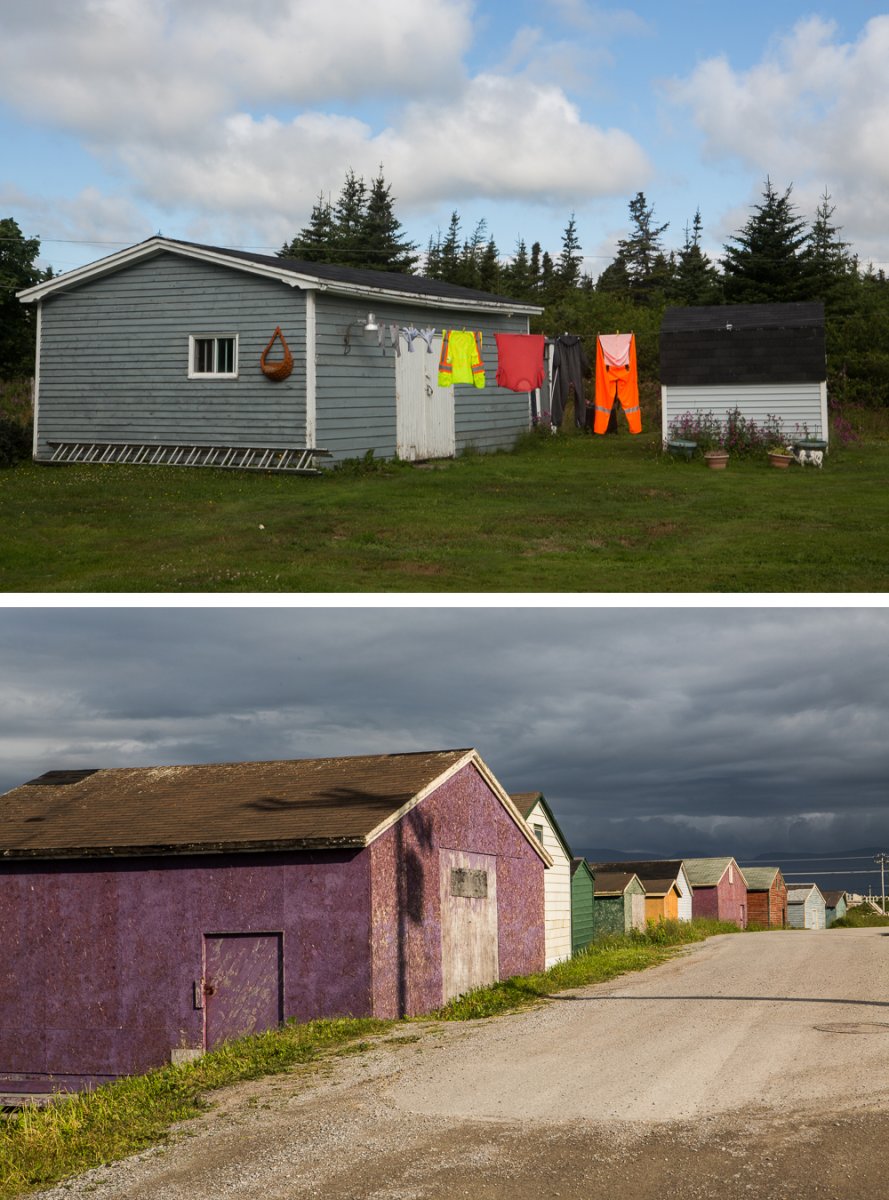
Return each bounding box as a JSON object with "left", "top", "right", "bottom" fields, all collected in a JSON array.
[{"left": 166, "top": 238, "right": 533, "bottom": 308}]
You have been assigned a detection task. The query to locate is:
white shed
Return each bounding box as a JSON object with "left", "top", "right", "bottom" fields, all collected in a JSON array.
[
  {"left": 660, "top": 302, "right": 827, "bottom": 446},
  {"left": 511, "top": 792, "right": 573, "bottom": 967},
  {"left": 787, "top": 883, "right": 827, "bottom": 929}
]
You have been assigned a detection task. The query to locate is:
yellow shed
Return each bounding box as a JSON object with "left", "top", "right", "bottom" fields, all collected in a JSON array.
[{"left": 643, "top": 878, "right": 682, "bottom": 924}]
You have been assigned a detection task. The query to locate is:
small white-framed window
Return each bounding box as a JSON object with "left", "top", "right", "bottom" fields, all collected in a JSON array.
[
  {"left": 533, "top": 823, "right": 544, "bottom": 844},
  {"left": 188, "top": 334, "right": 238, "bottom": 379}
]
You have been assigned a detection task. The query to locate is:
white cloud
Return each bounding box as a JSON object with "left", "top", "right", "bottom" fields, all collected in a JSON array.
[
  {"left": 117, "top": 74, "right": 650, "bottom": 241},
  {"left": 0, "top": 0, "right": 473, "bottom": 142},
  {"left": 0, "top": 0, "right": 651, "bottom": 253},
  {"left": 666, "top": 15, "right": 889, "bottom": 257}
]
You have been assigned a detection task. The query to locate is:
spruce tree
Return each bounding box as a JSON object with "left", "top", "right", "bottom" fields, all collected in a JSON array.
[
  {"left": 670, "top": 209, "right": 722, "bottom": 305},
  {"left": 722, "top": 178, "right": 810, "bottom": 303},
  {"left": 478, "top": 237, "right": 501, "bottom": 293},
  {"left": 360, "top": 170, "right": 419, "bottom": 273},
  {"left": 555, "top": 213, "right": 583, "bottom": 292},
  {"left": 279, "top": 192, "right": 336, "bottom": 262},
  {"left": 597, "top": 192, "right": 669, "bottom": 305},
  {"left": 331, "top": 168, "right": 368, "bottom": 264},
  {"left": 504, "top": 237, "right": 533, "bottom": 298},
  {"left": 806, "top": 190, "right": 855, "bottom": 306}
]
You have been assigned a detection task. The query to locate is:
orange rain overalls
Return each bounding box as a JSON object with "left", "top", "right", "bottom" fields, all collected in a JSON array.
[
  {"left": 593, "top": 332, "right": 642, "bottom": 434},
  {"left": 438, "top": 329, "right": 485, "bottom": 388}
]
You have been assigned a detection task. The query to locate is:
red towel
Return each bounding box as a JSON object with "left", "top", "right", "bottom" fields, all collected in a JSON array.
[{"left": 494, "top": 333, "right": 546, "bottom": 392}]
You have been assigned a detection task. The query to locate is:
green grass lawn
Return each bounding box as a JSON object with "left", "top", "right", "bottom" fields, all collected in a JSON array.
[{"left": 2, "top": 429, "right": 888, "bottom": 592}]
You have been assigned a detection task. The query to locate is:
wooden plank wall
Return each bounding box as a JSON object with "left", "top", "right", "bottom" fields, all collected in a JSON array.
[
  {"left": 36, "top": 255, "right": 307, "bottom": 456},
  {"left": 314, "top": 294, "right": 532, "bottom": 461},
  {"left": 525, "top": 800, "right": 572, "bottom": 967},
  {"left": 662, "top": 382, "right": 826, "bottom": 443}
]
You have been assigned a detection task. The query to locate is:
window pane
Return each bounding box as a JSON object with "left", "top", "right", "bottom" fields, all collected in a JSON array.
[
  {"left": 217, "top": 338, "right": 235, "bottom": 374},
  {"left": 194, "top": 339, "right": 213, "bottom": 373}
]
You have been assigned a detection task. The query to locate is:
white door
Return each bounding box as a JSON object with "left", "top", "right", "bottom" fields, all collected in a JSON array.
[{"left": 396, "top": 336, "right": 455, "bottom": 461}]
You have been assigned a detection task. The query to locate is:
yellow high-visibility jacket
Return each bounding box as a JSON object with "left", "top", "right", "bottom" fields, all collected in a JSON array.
[{"left": 438, "top": 329, "right": 485, "bottom": 388}]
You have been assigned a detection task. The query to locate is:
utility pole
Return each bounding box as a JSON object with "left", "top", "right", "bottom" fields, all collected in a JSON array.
[{"left": 876, "top": 853, "right": 889, "bottom": 914}]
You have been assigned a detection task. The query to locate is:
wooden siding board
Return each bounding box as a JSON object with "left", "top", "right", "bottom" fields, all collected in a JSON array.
[
  {"left": 314, "top": 296, "right": 531, "bottom": 461},
  {"left": 523, "top": 798, "right": 572, "bottom": 967},
  {"left": 36, "top": 255, "right": 308, "bottom": 457},
  {"left": 570, "top": 863, "right": 595, "bottom": 954},
  {"left": 662, "top": 383, "right": 826, "bottom": 443}
]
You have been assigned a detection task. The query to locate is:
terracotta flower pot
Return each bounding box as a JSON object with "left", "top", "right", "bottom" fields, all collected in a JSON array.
[
  {"left": 704, "top": 451, "right": 729, "bottom": 470},
  {"left": 768, "top": 451, "right": 793, "bottom": 468}
]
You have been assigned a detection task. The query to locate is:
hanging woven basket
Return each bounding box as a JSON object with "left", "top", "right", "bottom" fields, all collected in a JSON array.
[{"left": 260, "top": 325, "right": 294, "bottom": 382}]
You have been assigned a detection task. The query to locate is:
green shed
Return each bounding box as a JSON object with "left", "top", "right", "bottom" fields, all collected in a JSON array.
[
  {"left": 570, "top": 858, "right": 596, "bottom": 953},
  {"left": 590, "top": 869, "right": 647, "bottom": 935}
]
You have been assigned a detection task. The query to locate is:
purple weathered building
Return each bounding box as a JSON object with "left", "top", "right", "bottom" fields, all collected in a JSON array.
[
  {"left": 684, "top": 857, "right": 749, "bottom": 927},
  {"left": 0, "top": 749, "right": 549, "bottom": 1098}
]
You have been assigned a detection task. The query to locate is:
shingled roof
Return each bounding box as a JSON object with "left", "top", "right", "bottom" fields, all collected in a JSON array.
[
  {"left": 684, "top": 857, "right": 748, "bottom": 887},
  {"left": 0, "top": 749, "right": 548, "bottom": 861},
  {"left": 17, "top": 236, "right": 543, "bottom": 315},
  {"left": 590, "top": 869, "right": 642, "bottom": 896},
  {"left": 740, "top": 866, "right": 784, "bottom": 890},
  {"left": 588, "top": 859, "right": 686, "bottom": 884}
]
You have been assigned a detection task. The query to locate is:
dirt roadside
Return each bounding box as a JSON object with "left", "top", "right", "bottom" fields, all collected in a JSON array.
[{"left": 32, "top": 930, "right": 889, "bottom": 1200}]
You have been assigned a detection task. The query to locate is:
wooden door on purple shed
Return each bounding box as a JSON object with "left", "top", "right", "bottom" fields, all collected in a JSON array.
[
  {"left": 439, "top": 849, "right": 499, "bottom": 1004},
  {"left": 203, "top": 933, "right": 283, "bottom": 1050}
]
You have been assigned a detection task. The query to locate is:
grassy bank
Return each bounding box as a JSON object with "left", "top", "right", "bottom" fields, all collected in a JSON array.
[
  {"left": 832, "top": 903, "right": 889, "bottom": 928},
  {"left": 435, "top": 918, "right": 741, "bottom": 1019},
  {"left": 2, "top": 429, "right": 889, "bottom": 591},
  {"left": 0, "top": 1016, "right": 392, "bottom": 1200},
  {"left": 1, "top": 919, "right": 739, "bottom": 1197}
]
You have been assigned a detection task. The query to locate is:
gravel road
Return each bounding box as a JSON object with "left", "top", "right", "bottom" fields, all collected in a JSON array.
[{"left": 34, "top": 929, "right": 889, "bottom": 1200}]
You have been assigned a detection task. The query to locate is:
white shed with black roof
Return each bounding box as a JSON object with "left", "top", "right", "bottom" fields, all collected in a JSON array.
[
  {"left": 659, "top": 302, "right": 827, "bottom": 446},
  {"left": 17, "top": 237, "right": 543, "bottom": 471}
]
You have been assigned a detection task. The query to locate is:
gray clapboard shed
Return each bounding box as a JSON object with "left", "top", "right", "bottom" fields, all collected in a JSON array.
[
  {"left": 17, "top": 238, "right": 543, "bottom": 469},
  {"left": 660, "top": 302, "right": 827, "bottom": 446}
]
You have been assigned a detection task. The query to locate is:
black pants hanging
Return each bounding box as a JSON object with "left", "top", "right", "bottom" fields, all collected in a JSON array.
[{"left": 550, "top": 335, "right": 590, "bottom": 429}]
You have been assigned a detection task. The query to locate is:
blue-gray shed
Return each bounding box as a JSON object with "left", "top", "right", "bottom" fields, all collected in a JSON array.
[{"left": 17, "top": 238, "right": 543, "bottom": 470}]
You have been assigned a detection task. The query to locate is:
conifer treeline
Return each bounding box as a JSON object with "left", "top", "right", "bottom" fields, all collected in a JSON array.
[{"left": 278, "top": 170, "right": 889, "bottom": 405}]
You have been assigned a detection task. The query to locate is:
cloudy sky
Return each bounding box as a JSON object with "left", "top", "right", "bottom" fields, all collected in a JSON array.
[
  {"left": 3, "top": 1, "right": 889, "bottom": 278},
  {"left": 1, "top": 606, "right": 886, "bottom": 866}
]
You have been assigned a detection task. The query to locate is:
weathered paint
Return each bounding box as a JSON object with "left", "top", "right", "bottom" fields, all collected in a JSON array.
[
  {"left": 824, "top": 894, "right": 848, "bottom": 926},
  {"left": 688, "top": 860, "right": 749, "bottom": 927},
  {"left": 439, "top": 849, "right": 499, "bottom": 1003},
  {"left": 676, "top": 865, "right": 693, "bottom": 922},
  {"left": 0, "top": 849, "right": 371, "bottom": 1091},
  {"left": 203, "top": 932, "right": 283, "bottom": 1049},
  {"left": 0, "top": 759, "right": 544, "bottom": 1093},
  {"left": 32, "top": 249, "right": 534, "bottom": 465},
  {"left": 590, "top": 876, "right": 647, "bottom": 936},
  {"left": 368, "top": 764, "right": 545, "bottom": 1018},
  {"left": 520, "top": 797, "right": 572, "bottom": 967},
  {"left": 644, "top": 884, "right": 680, "bottom": 924},
  {"left": 35, "top": 254, "right": 308, "bottom": 460},
  {"left": 746, "top": 874, "right": 788, "bottom": 928},
  {"left": 787, "top": 886, "right": 826, "bottom": 929},
  {"left": 570, "top": 860, "right": 595, "bottom": 954}
]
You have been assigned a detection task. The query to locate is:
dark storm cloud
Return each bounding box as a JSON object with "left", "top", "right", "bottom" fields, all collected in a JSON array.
[{"left": 1, "top": 607, "right": 887, "bottom": 859}]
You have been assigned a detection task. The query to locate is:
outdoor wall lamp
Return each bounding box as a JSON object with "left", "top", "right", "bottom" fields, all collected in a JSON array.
[{"left": 343, "top": 312, "right": 379, "bottom": 354}]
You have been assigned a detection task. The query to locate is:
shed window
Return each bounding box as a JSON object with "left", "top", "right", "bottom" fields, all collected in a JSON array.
[
  {"left": 189, "top": 334, "right": 238, "bottom": 378},
  {"left": 729, "top": 863, "right": 734, "bottom": 884},
  {"left": 533, "top": 823, "right": 544, "bottom": 844}
]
